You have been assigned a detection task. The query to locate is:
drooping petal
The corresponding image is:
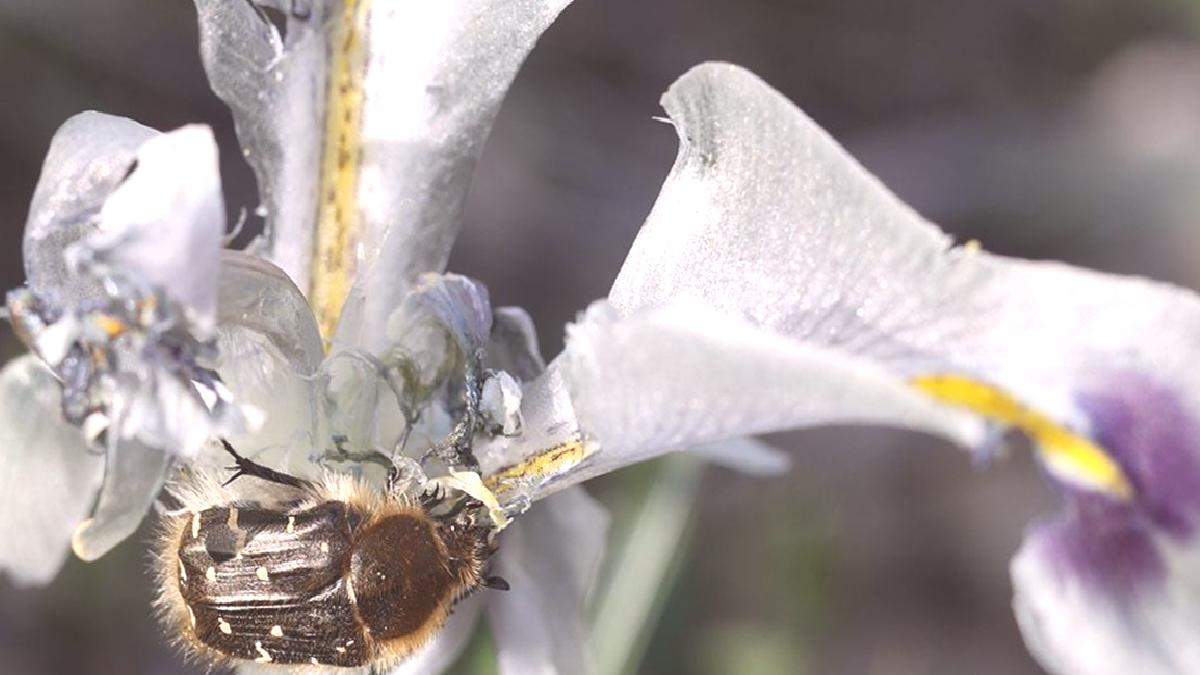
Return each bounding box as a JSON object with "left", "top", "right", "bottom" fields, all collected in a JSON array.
[
  {"left": 0, "top": 355, "right": 103, "bottom": 585},
  {"left": 195, "top": 0, "right": 574, "bottom": 338},
  {"left": 1010, "top": 374, "right": 1200, "bottom": 675},
  {"left": 70, "top": 438, "right": 171, "bottom": 562},
  {"left": 23, "top": 111, "right": 156, "bottom": 308},
  {"left": 488, "top": 486, "right": 608, "bottom": 675},
  {"left": 83, "top": 124, "right": 225, "bottom": 333}
]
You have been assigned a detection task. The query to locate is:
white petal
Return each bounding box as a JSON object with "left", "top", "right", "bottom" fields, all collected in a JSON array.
[
  {"left": 85, "top": 125, "right": 225, "bottom": 333},
  {"left": 23, "top": 112, "right": 156, "bottom": 307},
  {"left": 522, "top": 302, "right": 980, "bottom": 492},
  {"left": 351, "top": 0, "right": 574, "bottom": 304},
  {"left": 387, "top": 593, "right": 484, "bottom": 675},
  {"left": 70, "top": 438, "right": 171, "bottom": 562},
  {"left": 0, "top": 355, "right": 103, "bottom": 585},
  {"left": 193, "top": 0, "right": 319, "bottom": 289},
  {"left": 692, "top": 436, "right": 791, "bottom": 476},
  {"left": 610, "top": 63, "right": 1200, "bottom": 434},
  {"left": 489, "top": 486, "right": 609, "bottom": 675},
  {"left": 196, "top": 0, "right": 573, "bottom": 306},
  {"left": 212, "top": 252, "right": 321, "bottom": 474},
  {"left": 217, "top": 251, "right": 323, "bottom": 375},
  {"left": 1012, "top": 522, "right": 1200, "bottom": 675}
]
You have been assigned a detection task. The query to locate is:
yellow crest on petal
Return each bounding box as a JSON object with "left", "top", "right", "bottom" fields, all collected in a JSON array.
[{"left": 912, "top": 374, "right": 1132, "bottom": 499}]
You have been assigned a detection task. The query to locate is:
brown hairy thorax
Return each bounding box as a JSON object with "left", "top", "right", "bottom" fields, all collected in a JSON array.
[{"left": 152, "top": 463, "right": 502, "bottom": 673}]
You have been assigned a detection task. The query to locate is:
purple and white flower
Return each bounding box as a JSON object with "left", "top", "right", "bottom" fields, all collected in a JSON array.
[{"left": 1, "top": 2, "right": 1198, "bottom": 674}]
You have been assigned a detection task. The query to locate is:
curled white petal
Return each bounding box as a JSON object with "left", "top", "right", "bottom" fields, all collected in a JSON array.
[
  {"left": 71, "top": 438, "right": 171, "bottom": 562},
  {"left": 23, "top": 112, "right": 157, "bottom": 307},
  {"left": 84, "top": 125, "right": 225, "bottom": 333},
  {"left": 0, "top": 356, "right": 103, "bottom": 585},
  {"left": 611, "top": 62, "right": 1200, "bottom": 437}
]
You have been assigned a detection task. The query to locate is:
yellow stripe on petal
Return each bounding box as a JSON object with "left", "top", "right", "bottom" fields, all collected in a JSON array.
[
  {"left": 485, "top": 438, "right": 591, "bottom": 495},
  {"left": 311, "top": 0, "right": 371, "bottom": 350},
  {"left": 911, "top": 374, "right": 1132, "bottom": 499}
]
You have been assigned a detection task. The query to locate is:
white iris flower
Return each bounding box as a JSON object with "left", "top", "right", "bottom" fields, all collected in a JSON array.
[{"left": 1, "top": 2, "right": 1198, "bottom": 674}]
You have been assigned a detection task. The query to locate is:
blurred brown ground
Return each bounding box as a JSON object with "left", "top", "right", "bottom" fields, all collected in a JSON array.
[{"left": 2, "top": 1, "right": 1199, "bottom": 673}]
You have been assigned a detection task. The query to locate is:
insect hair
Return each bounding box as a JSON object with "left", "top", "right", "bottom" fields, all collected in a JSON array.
[{"left": 151, "top": 464, "right": 486, "bottom": 674}]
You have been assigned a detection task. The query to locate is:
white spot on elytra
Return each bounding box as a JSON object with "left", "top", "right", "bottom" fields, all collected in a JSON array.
[
  {"left": 320, "top": 541, "right": 330, "bottom": 553},
  {"left": 310, "top": 657, "right": 320, "bottom": 666},
  {"left": 190, "top": 511, "right": 201, "bottom": 539},
  {"left": 254, "top": 640, "right": 272, "bottom": 663},
  {"left": 179, "top": 561, "right": 187, "bottom": 583},
  {"left": 270, "top": 625, "right": 283, "bottom": 638},
  {"left": 336, "top": 646, "right": 347, "bottom": 654},
  {"left": 256, "top": 566, "right": 269, "bottom": 582},
  {"left": 228, "top": 507, "right": 247, "bottom": 558},
  {"left": 206, "top": 566, "right": 216, "bottom": 582},
  {"left": 218, "top": 617, "right": 232, "bottom": 634},
  {"left": 286, "top": 516, "right": 296, "bottom": 533}
]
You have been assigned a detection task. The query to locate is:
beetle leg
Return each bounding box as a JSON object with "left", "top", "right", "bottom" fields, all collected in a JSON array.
[
  {"left": 221, "top": 439, "right": 314, "bottom": 491},
  {"left": 482, "top": 575, "right": 510, "bottom": 591}
]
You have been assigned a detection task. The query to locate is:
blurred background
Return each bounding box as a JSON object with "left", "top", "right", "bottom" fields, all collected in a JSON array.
[{"left": 3, "top": 0, "right": 1200, "bottom": 673}]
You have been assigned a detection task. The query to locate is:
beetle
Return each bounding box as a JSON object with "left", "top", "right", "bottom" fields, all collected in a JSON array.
[{"left": 152, "top": 440, "right": 508, "bottom": 671}]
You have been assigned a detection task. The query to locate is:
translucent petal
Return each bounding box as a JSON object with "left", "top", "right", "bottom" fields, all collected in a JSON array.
[
  {"left": 486, "top": 306, "right": 547, "bottom": 381},
  {"left": 194, "top": 0, "right": 321, "bottom": 289},
  {"left": 489, "top": 486, "right": 608, "bottom": 675},
  {"left": 363, "top": 274, "right": 492, "bottom": 389},
  {"left": 216, "top": 252, "right": 323, "bottom": 375},
  {"left": 86, "top": 125, "right": 225, "bottom": 332},
  {"left": 71, "top": 438, "right": 171, "bottom": 562},
  {"left": 385, "top": 274, "right": 492, "bottom": 359},
  {"left": 196, "top": 0, "right": 574, "bottom": 304},
  {"left": 511, "top": 302, "right": 980, "bottom": 491},
  {"left": 0, "top": 355, "right": 103, "bottom": 585},
  {"left": 212, "top": 252, "right": 322, "bottom": 474},
  {"left": 387, "top": 594, "right": 484, "bottom": 675},
  {"left": 610, "top": 63, "right": 1200, "bottom": 433},
  {"left": 23, "top": 111, "right": 156, "bottom": 307},
  {"left": 348, "top": 0, "right": 574, "bottom": 330}
]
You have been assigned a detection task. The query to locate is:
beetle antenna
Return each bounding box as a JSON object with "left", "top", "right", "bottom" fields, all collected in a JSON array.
[{"left": 221, "top": 439, "right": 313, "bottom": 491}]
